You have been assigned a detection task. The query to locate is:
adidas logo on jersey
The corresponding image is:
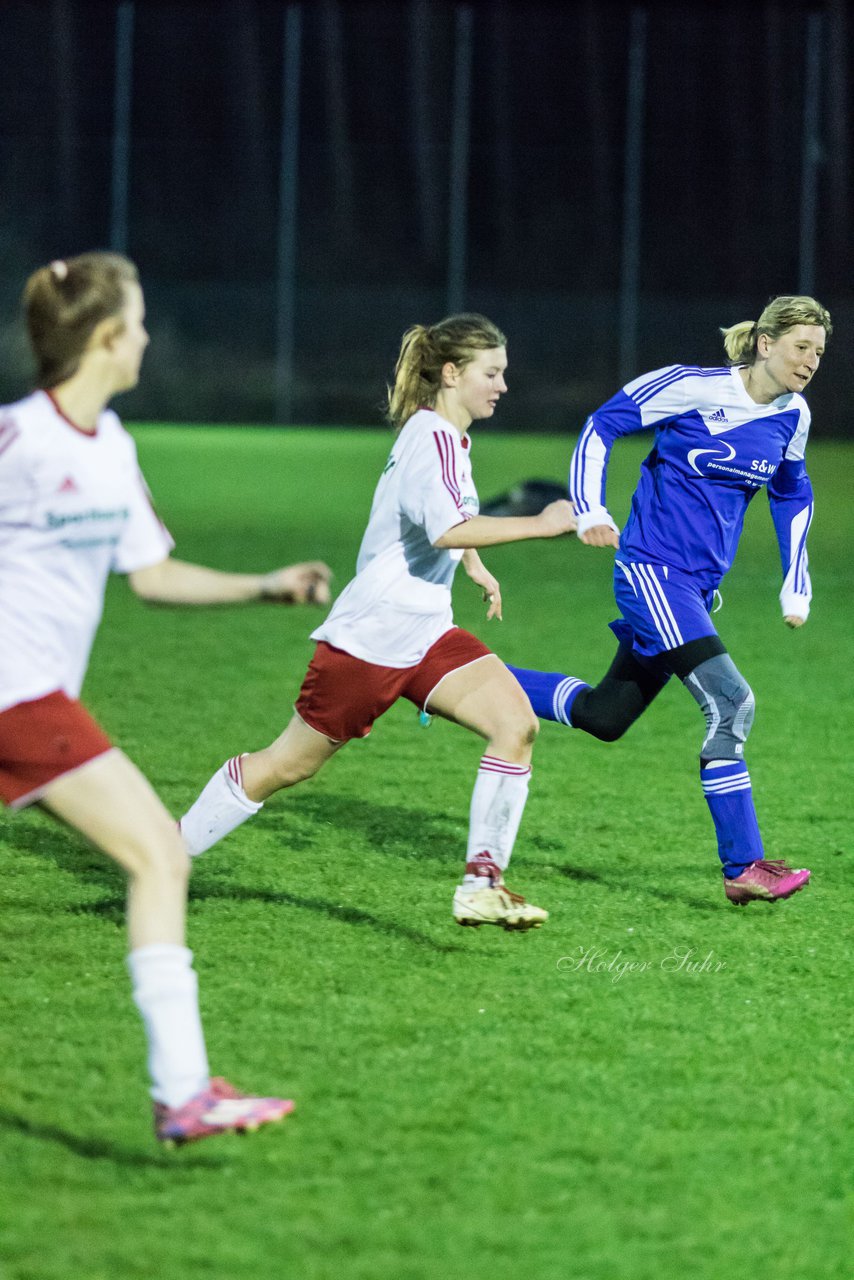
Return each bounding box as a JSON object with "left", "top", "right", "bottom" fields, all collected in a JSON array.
[
  {"left": 56, "top": 475, "right": 80, "bottom": 494},
  {"left": 707, "top": 408, "right": 728, "bottom": 423}
]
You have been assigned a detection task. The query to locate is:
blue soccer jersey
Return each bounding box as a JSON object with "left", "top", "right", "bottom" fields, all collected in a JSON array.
[{"left": 569, "top": 364, "right": 814, "bottom": 615}]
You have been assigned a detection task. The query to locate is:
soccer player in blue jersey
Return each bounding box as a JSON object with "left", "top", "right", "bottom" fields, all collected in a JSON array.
[{"left": 507, "top": 295, "right": 830, "bottom": 905}]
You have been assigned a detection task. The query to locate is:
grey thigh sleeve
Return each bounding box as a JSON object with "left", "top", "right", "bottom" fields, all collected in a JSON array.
[{"left": 682, "top": 654, "right": 755, "bottom": 761}]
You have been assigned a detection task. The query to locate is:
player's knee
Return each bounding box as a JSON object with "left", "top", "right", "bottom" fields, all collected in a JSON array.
[
  {"left": 735, "top": 682, "right": 756, "bottom": 739},
  {"left": 260, "top": 745, "right": 322, "bottom": 790},
  {"left": 684, "top": 655, "right": 755, "bottom": 761},
  {"left": 711, "top": 679, "right": 755, "bottom": 759},
  {"left": 509, "top": 701, "right": 540, "bottom": 750},
  {"left": 571, "top": 687, "right": 636, "bottom": 741},
  {"left": 522, "top": 701, "right": 540, "bottom": 743},
  {"left": 160, "top": 840, "right": 191, "bottom": 890},
  {"left": 590, "top": 720, "right": 627, "bottom": 743},
  {"left": 128, "top": 823, "right": 190, "bottom": 888},
  {"left": 488, "top": 701, "right": 539, "bottom": 760},
  {"left": 521, "top": 716, "right": 540, "bottom": 754}
]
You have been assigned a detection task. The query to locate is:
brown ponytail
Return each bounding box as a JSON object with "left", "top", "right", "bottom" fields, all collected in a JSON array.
[{"left": 23, "top": 251, "right": 139, "bottom": 387}]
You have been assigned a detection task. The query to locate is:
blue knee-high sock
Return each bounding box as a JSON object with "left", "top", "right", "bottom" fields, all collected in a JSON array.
[
  {"left": 700, "top": 761, "right": 764, "bottom": 876},
  {"left": 505, "top": 665, "right": 590, "bottom": 726}
]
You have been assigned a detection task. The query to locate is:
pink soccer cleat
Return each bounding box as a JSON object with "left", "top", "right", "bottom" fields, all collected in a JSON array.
[
  {"left": 724, "top": 859, "right": 811, "bottom": 906},
  {"left": 154, "top": 1077, "right": 294, "bottom": 1145}
]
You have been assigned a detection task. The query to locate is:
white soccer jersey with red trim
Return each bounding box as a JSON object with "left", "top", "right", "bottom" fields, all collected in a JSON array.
[
  {"left": 0, "top": 391, "right": 174, "bottom": 711},
  {"left": 312, "top": 408, "right": 477, "bottom": 666}
]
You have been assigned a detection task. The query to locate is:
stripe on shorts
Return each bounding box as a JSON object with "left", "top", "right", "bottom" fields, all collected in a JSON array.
[{"left": 631, "top": 562, "right": 684, "bottom": 649}]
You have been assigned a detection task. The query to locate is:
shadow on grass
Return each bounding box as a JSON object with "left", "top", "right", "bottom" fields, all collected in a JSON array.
[
  {"left": 3, "top": 819, "right": 121, "bottom": 893},
  {"left": 0, "top": 1106, "right": 225, "bottom": 1170},
  {"left": 555, "top": 862, "right": 720, "bottom": 913},
  {"left": 8, "top": 807, "right": 720, "bottom": 923},
  {"left": 5, "top": 818, "right": 466, "bottom": 953},
  {"left": 7, "top": 788, "right": 463, "bottom": 878},
  {"left": 71, "top": 884, "right": 466, "bottom": 955},
  {"left": 262, "top": 789, "right": 462, "bottom": 862},
  {"left": 555, "top": 865, "right": 607, "bottom": 884}
]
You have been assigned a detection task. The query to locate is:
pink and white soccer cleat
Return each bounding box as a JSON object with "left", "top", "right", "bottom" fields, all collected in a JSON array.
[
  {"left": 724, "top": 859, "right": 811, "bottom": 906},
  {"left": 154, "top": 1077, "right": 294, "bottom": 1145}
]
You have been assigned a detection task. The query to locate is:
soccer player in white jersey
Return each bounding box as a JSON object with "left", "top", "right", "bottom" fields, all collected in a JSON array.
[
  {"left": 181, "top": 314, "right": 576, "bottom": 928},
  {"left": 507, "top": 296, "right": 830, "bottom": 905},
  {"left": 0, "top": 251, "right": 333, "bottom": 1143}
]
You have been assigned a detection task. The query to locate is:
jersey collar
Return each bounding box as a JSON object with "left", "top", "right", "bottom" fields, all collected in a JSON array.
[
  {"left": 729, "top": 365, "right": 794, "bottom": 410},
  {"left": 43, "top": 390, "right": 99, "bottom": 437}
]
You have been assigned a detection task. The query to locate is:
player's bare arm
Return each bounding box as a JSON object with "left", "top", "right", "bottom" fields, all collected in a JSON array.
[
  {"left": 129, "top": 556, "right": 332, "bottom": 605},
  {"left": 462, "top": 548, "right": 502, "bottom": 621},
  {"left": 434, "top": 499, "right": 576, "bottom": 550}
]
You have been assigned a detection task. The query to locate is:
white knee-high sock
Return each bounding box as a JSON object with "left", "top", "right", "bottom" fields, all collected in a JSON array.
[
  {"left": 465, "top": 755, "right": 532, "bottom": 881},
  {"left": 179, "top": 756, "right": 262, "bottom": 856},
  {"left": 128, "top": 944, "right": 210, "bottom": 1108}
]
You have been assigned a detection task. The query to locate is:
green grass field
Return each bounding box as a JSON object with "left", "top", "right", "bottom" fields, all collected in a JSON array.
[{"left": 1, "top": 426, "right": 850, "bottom": 1280}]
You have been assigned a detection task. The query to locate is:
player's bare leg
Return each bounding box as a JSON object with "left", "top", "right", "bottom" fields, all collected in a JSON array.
[
  {"left": 179, "top": 714, "right": 342, "bottom": 855},
  {"left": 425, "top": 656, "right": 548, "bottom": 929},
  {"left": 425, "top": 653, "right": 538, "bottom": 764},
  {"left": 41, "top": 750, "right": 293, "bottom": 1141},
  {"left": 240, "top": 713, "right": 343, "bottom": 802},
  {"left": 41, "top": 748, "right": 189, "bottom": 948}
]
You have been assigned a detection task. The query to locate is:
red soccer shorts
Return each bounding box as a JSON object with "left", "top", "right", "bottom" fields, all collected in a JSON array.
[
  {"left": 295, "top": 627, "right": 494, "bottom": 741},
  {"left": 0, "top": 690, "right": 113, "bottom": 808}
]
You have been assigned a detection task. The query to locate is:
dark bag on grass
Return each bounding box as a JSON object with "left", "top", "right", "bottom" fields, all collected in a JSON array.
[{"left": 480, "top": 478, "right": 567, "bottom": 517}]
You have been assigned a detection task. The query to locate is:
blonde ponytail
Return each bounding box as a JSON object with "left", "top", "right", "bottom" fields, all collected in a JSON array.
[
  {"left": 386, "top": 325, "right": 436, "bottom": 429},
  {"left": 720, "top": 320, "right": 757, "bottom": 364},
  {"left": 721, "top": 295, "right": 831, "bottom": 367}
]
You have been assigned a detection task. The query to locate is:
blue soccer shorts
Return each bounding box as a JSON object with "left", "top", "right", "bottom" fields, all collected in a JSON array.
[{"left": 611, "top": 560, "right": 719, "bottom": 660}]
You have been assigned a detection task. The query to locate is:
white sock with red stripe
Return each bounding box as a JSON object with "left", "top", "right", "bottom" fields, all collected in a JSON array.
[
  {"left": 128, "top": 944, "right": 210, "bottom": 1108},
  {"left": 179, "top": 755, "right": 262, "bottom": 857},
  {"left": 463, "top": 755, "right": 532, "bottom": 885}
]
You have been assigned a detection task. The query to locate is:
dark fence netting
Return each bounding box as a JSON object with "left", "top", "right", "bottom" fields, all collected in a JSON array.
[{"left": 0, "top": 0, "right": 850, "bottom": 433}]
